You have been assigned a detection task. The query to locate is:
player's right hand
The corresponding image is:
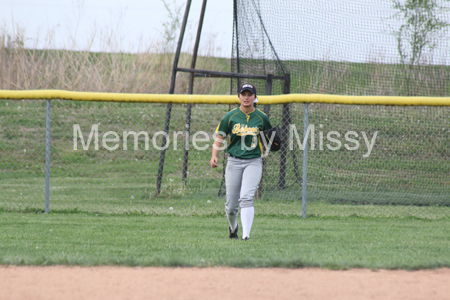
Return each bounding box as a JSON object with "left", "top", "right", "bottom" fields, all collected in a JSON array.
[{"left": 210, "top": 157, "right": 218, "bottom": 168}]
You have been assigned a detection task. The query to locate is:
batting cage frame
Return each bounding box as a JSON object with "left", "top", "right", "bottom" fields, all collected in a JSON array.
[{"left": 157, "top": 0, "right": 301, "bottom": 211}]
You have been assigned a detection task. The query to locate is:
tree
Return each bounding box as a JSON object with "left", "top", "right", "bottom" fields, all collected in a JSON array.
[
  {"left": 391, "top": 0, "right": 450, "bottom": 95},
  {"left": 160, "top": 0, "right": 185, "bottom": 54}
]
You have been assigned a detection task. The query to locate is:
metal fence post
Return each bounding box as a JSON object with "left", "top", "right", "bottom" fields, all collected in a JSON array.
[
  {"left": 302, "top": 103, "right": 308, "bottom": 218},
  {"left": 45, "top": 100, "right": 51, "bottom": 213},
  {"left": 156, "top": 0, "right": 192, "bottom": 194},
  {"left": 279, "top": 74, "right": 291, "bottom": 189},
  {"left": 256, "top": 74, "right": 274, "bottom": 198},
  {"left": 183, "top": 0, "right": 207, "bottom": 184}
]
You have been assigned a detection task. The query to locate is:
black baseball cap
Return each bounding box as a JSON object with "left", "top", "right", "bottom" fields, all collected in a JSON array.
[{"left": 238, "top": 83, "right": 257, "bottom": 95}]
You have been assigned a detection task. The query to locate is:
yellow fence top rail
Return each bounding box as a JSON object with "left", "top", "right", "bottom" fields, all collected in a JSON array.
[{"left": 1, "top": 90, "right": 450, "bottom": 106}]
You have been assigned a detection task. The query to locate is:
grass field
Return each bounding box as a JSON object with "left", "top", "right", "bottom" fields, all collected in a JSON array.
[{"left": 1, "top": 212, "right": 449, "bottom": 269}]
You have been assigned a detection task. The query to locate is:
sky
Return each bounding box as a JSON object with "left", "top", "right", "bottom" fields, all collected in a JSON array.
[
  {"left": 0, "top": 0, "right": 234, "bottom": 56},
  {"left": 1, "top": 0, "right": 449, "bottom": 64}
]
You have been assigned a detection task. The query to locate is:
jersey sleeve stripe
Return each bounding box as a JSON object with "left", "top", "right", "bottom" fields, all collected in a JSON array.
[
  {"left": 228, "top": 112, "right": 240, "bottom": 131},
  {"left": 256, "top": 108, "right": 268, "bottom": 116},
  {"left": 255, "top": 114, "right": 265, "bottom": 131}
]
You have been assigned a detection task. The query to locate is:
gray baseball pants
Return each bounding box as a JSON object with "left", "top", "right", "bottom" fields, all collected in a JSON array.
[{"left": 225, "top": 156, "right": 262, "bottom": 215}]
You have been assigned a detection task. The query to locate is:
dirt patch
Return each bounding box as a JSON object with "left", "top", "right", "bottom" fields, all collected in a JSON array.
[{"left": 1, "top": 266, "right": 449, "bottom": 300}]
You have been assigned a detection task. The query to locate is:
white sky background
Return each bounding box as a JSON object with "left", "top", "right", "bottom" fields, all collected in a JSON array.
[
  {"left": 1, "top": 0, "right": 449, "bottom": 64},
  {"left": 0, "top": 0, "right": 233, "bottom": 56}
]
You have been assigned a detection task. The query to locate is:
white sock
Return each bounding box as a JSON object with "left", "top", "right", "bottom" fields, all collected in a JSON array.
[
  {"left": 240, "top": 206, "right": 254, "bottom": 238},
  {"left": 227, "top": 213, "right": 238, "bottom": 232}
]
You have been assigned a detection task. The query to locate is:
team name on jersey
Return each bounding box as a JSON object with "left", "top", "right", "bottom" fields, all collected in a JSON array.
[{"left": 231, "top": 124, "right": 260, "bottom": 136}]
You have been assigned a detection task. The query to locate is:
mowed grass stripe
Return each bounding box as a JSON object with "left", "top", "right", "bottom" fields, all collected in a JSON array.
[{"left": 1, "top": 212, "right": 449, "bottom": 269}]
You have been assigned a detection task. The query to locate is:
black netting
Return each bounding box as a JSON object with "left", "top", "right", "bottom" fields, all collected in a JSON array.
[{"left": 231, "top": 0, "right": 450, "bottom": 97}]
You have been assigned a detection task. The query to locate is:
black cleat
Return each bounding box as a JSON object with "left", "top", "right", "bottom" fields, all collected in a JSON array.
[
  {"left": 242, "top": 237, "right": 250, "bottom": 241},
  {"left": 229, "top": 224, "right": 239, "bottom": 239}
]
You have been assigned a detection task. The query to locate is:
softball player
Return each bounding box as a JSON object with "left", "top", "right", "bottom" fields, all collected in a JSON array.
[{"left": 210, "top": 83, "right": 273, "bottom": 240}]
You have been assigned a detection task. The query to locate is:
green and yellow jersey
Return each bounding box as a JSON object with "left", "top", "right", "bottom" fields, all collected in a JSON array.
[{"left": 215, "top": 107, "right": 272, "bottom": 159}]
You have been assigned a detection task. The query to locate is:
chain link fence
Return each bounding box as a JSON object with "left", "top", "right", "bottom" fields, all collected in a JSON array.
[{"left": 1, "top": 98, "right": 449, "bottom": 218}]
